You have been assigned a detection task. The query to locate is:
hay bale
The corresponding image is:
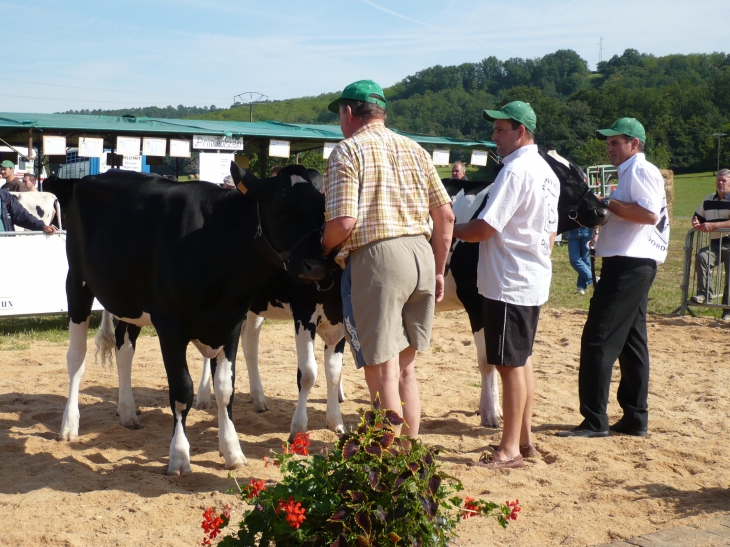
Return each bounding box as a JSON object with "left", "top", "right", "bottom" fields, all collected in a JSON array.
[{"left": 660, "top": 168, "right": 674, "bottom": 218}]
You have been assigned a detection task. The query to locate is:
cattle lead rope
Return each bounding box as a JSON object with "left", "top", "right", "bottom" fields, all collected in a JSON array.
[{"left": 255, "top": 202, "right": 324, "bottom": 273}]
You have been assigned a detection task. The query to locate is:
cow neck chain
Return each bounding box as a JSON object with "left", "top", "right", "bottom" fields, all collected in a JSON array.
[{"left": 255, "top": 201, "right": 324, "bottom": 272}]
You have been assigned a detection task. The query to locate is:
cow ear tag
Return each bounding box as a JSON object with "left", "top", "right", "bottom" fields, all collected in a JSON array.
[{"left": 236, "top": 181, "right": 248, "bottom": 194}]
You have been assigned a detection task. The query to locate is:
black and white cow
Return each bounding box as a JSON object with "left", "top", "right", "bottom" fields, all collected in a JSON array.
[
  {"left": 60, "top": 163, "right": 330, "bottom": 475},
  {"left": 196, "top": 268, "right": 347, "bottom": 441},
  {"left": 439, "top": 149, "right": 608, "bottom": 427},
  {"left": 12, "top": 191, "right": 62, "bottom": 229}
]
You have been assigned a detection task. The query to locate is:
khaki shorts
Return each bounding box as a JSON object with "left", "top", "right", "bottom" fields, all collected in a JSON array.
[{"left": 344, "top": 235, "right": 435, "bottom": 367}]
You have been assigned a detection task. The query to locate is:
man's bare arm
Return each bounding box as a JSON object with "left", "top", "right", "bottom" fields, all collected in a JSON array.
[{"left": 430, "top": 203, "right": 455, "bottom": 303}]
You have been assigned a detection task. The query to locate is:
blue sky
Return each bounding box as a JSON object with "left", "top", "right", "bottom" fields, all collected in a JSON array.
[{"left": 2, "top": 0, "right": 728, "bottom": 113}]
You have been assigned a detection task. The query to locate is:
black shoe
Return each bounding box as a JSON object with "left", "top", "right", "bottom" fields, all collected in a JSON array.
[
  {"left": 609, "top": 420, "right": 648, "bottom": 437},
  {"left": 555, "top": 426, "right": 609, "bottom": 438}
]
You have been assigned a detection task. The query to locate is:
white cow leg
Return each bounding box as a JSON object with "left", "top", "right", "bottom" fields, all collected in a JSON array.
[
  {"left": 116, "top": 323, "right": 141, "bottom": 428},
  {"left": 196, "top": 358, "right": 212, "bottom": 410},
  {"left": 242, "top": 312, "right": 268, "bottom": 412},
  {"left": 168, "top": 401, "right": 191, "bottom": 476},
  {"left": 59, "top": 318, "right": 90, "bottom": 441},
  {"left": 320, "top": 331, "right": 345, "bottom": 434},
  {"left": 213, "top": 353, "right": 247, "bottom": 469},
  {"left": 290, "top": 322, "right": 317, "bottom": 440},
  {"left": 475, "top": 328, "right": 502, "bottom": 428}
]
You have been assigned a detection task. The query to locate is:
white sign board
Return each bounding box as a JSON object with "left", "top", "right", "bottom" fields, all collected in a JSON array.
[
  {"left": 43, "top": 136, "right": 67, "bottom": 156},
  {"left": 269, "top": 139, "right": 291, "bottom": 158},
  {"left": 0, "top": 233, "right": 103, "bottom": 316},
  {"left": 323, "top": 142, "right": 338, "bottom": 160},
  {"left": 193, "top": 134, "right": 243, "bottom": 151},
  {"left": 78, "top": 137, "right": 104, "bottom": 158},
  {"left": 432, "top": 149, "right": 450, "bottom": 166},
  {"left": 143, "top": 137, "right": 167, "bottom": 157},
  {"left": 116, "top": 136, "right": 141, "bottom": 156},
  {"left": 199, "top": 152, "right": 234, "bottom": 185},
  {"left": 470, "top": 150, "right": 489, "bottom": 167},
  {"left": 170, "top": 139, "right": 191, "bottom": 158}
]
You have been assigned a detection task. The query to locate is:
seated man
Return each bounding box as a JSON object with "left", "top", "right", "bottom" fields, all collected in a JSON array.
[
  {"left": 691, "top": 168, "right": 730, "bottom": 320},
  {"left": 451, "top": 161, "right": 469, "bottom": 181},
  {"left": 0, "top": 187, "right": 57, "bottom": 234}
]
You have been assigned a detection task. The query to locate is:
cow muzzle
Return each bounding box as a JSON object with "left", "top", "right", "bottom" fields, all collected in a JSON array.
[{"left": 298, "top": 258, "right": 327, "bottom": 282}]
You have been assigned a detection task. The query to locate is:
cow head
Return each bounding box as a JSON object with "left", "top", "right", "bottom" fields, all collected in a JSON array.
[
  {"left": 230, "top": 162, "right": 329, "bottom": 284},
  {"left": 539, "top": 150, "right": 609, "bottom": 234}
]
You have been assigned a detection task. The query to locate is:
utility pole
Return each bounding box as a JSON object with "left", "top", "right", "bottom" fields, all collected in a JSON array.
[
  {"left": 712, "top": 132, "right": 727, "bottom": 173},
  {"left": 233, "top": 92, "right": 268, "bottom": 122}
]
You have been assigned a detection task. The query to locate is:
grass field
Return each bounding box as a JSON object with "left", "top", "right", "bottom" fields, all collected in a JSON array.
[{"left": 0, "top": 171, "right": 721, "bottom": 346}]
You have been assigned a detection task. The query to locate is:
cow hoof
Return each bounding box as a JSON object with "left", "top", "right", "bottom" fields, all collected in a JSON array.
[
  {"left": 224, "top": 459, "right": 248, "bottom": 470},
  {"left": 195, "top": 400, "right": 209, "bottom": 410},
  {"left": 255, "top": 407, "right": 269, "bottom": 414},
  {"left": 123, "top": 422, "right": 142, "bottom": 430},
  {"left": 57, "top": 431, "right": 78, "bottom": 442},
  {"left": 480, "top": 416, "right": 501, "bottom": 428}
]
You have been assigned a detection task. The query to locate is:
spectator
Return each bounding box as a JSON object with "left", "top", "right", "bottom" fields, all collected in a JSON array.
[
  {"left": 0, "top": 188, "right": 57, "bottom": 234},
  {"left": 566, "top": 226, "right": 594, "bottom": 294},
  {"left": 453, "top": 101, "right": 560, "bottom": 469},
  {"left": 269, "top": 165, "right": 284, "bottom": 177},
  {"left": 1, "top": 160, "right": 29, "bottom": 192},
  {"left": 691, "top": 168, "right": 730, "bottom": 320},
  {"left": 451, "top": 161, "right": 469, "bottom": 180},
  {"left": 23, "top": 173, "right": 37, "bottom": 192},
  {"left": 321, "top": 79, "right": 454, "bottom": 438},
  {"left": 558, "top": 117, "right": 669, "bottom": 439}
]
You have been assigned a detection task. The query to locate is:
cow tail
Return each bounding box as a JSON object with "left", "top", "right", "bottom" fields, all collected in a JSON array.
[{"left": 94, "top": 309, "right": 115, "bottom": 367}]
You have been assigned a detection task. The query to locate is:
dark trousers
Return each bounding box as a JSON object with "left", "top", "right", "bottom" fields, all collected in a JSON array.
[{"left": 578, "top": 256, "right": 657, "bottom": 431}]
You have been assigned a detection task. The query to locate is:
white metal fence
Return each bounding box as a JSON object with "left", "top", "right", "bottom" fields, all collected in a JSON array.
[{"left": 675, "top": 228, "right": 730, "bottom": 316}]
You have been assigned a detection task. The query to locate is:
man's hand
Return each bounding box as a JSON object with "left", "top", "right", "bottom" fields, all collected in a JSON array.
[
  {"left": 435, "top": 273, "right": 445, "bottom": 303},
  {"left": 692, "top": 216, "right": 701, "bottom": 229},
  {"left": 42, "top": 225, "right": 57, "bottom": 235}
]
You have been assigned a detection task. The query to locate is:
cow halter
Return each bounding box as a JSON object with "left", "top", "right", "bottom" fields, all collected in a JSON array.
[
  {"left": 564, "top": 186, "right": 593, "bottom": 228},
  {"left": 254, "top": 201, "right": 324, "bottom": 273}
]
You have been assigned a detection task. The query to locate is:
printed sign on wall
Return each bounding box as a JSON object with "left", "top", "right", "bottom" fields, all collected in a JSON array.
[
  {"left": 193, "top": 135, "right": 243, "bottom": 151},
  {"left": 169, "top": 139, "right": 191, "bottom": 158},
  {"left": 432, "top": 149, "right": 450, "bottom": 166},
  {"left": 78, "top": 137, "right": 104, "bottom": 158},
  {"left": 116, "top": 136, "right": 141, "bottom": 156},
  {"left": 143, "top": 137, "right": 167, "bottom": 157},
  {"left": 269, "top": 140, "right": 291, "bottom": 158},
  {"left": 470, "top": 150, "right": 488, "bottom": 167},
  {"left": 42, "top": 136, "right": 66, "bottom": 156}
]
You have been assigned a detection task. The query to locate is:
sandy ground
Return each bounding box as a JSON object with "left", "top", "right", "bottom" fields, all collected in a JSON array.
[{"left": 1, "top": 308, "right": 729, "bottom": 546}]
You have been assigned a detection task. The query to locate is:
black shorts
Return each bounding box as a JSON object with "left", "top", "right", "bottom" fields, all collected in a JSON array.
[{"left": 483, "top": 298, "right": 541, "bottom": 367}]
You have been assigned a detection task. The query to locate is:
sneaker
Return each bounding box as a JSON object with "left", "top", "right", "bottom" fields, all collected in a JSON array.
[
  {"left": 690, "top": 295, "right": 707, "bottom": 304},
  {"left": 723, "top": 312, "right": 730, "bottom": 322},
  {"left": 577, "top": 288, "right": 586, "bottom": 295}
]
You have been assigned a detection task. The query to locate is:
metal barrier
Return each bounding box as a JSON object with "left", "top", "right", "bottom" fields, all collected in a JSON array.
[{"left": 674, "top": 228, "right": 730, "bottom": 316}]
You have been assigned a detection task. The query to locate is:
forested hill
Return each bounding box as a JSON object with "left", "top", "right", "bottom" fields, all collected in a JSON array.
[{"left": 67, "top": 49, "right": 730, "bottom": 172}]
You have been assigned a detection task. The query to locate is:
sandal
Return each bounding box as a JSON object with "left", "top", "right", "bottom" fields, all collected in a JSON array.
[
  {"left": 468, "top": 452, "right": 524, "bottom": 470},
  {"left": 488, "top": 443, "right": 538, "bottom": 458}
]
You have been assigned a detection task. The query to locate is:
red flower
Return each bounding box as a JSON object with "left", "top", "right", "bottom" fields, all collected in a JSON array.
[
  {"left": 201, "top": 507, "right": 228, "bottom": 545},
  {"left": 283, "top": 432, "right": 311, "bottom": 455},
  {"left": 275, "top": 496, "right": 307, "bottom": 529},
  {"left": 242, "top": 479, "right": 267, "bottom": 500},
  {"left": 462, "top": 497, "right": 479, "bottom": 519},
  {"left": 506, "top": 499, "right": 521, "bottom": 521}
]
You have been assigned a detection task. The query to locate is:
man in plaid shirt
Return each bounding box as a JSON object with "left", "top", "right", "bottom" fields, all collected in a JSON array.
[{"left": 321, "top": 80, "right": 454, "bottom": 437}]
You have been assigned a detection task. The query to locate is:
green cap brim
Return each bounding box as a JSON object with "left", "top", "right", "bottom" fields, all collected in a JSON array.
[
  {"left": 595, "top": 129, "right": 623, "bottom": 139},
  {"left": 482, "top": 110, "right": 510, "bottom": 122},
  {"left": 327, "top": 99, "right": 341, "bottom": 114}
]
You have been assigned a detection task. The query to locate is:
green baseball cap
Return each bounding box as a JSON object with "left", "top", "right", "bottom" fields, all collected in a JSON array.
[
  {"left": 596, "top": 117, "right": 646, "bottom": 143},
  {"left": 0, "top": 160, "right": 14, "bottom": 168},
  {"left": 327, "top": 80, "right": 387, "bottom": 113},
  {"left": 482, "top": 101, "right": 537, "bottom": 133}
]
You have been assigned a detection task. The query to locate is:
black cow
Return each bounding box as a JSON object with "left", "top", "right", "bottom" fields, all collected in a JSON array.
[
  {"left": 59, "top": 163, "right": 330, "bottom": 475},
  {"left": 196, "top": 268, "right": 347, "bottom": 441},
  {"left": 438, "top": 149, "right": 608, "bottom": 427}
]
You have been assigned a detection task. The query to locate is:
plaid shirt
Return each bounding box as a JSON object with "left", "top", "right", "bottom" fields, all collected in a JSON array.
[{"left": 325, "top": 122, "right": 451, "bottom": 268}]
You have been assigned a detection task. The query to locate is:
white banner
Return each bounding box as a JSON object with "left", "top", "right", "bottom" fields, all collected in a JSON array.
[
  {"left": 470, "top": 150, "right": 488, "bottom": 167},
  {"left": 78, "top": 137, "right": 104, "bottom": 158},
  {"left": 43, "top": 136, "right": 67, "bottom": 156},
  {"left": 432, "top": 149, "right": 450, "bottom": 166},
  {"left": 323, "top": 142, "right": 337, "bottom": 160},
  {"left": 116, "top": 136, "right": 141, "bottom": 156},
  {"left": 193, "top": 134, "right": 243, "bottom": 151},
  {"left": 269, "top": 139, "right": 291, "bottom": 158},
  {"left": 143, "top": 137, "right": 167, "bottom": 157},
  {"left": 199, "top": 152, "right": 234, "bottom": 185},
  {"left": 169, "top": 139, "right": 191, "bottom": 158}
]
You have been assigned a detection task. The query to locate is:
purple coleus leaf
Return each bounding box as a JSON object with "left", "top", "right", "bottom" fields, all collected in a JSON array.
[
  {"left": 423, "top": 451, "right": 435, "bottom": 466},
  {"left": 348, "top": 491, "right": 367, "bottom": 503},
  {"left": 364, "top": 442, "right": 382, "bottom": 458},
  {"left": 419, "top": 494, "right": 438, "bottom": 517},
  {"left": 407, "top": 461, "right": 420, "bottom": 474},
  {"left": 394, "top": 469, "right": 412, "bottom": 490},
  {"left": 330, "top": 535, "right": 347, "bottom": 547},
  {"left": 329, "top": 508, "right": 349, "bottom": 522},
  {"left": 368, "top": 469, "right": 382, "bottom": 490},
  {"left": 363, "top": 410, "right": 376, "bottom": 427},
  {"left": 373, "top": 507, "right": 387, "bottom": 522},
  {"left": 378, "top": 431, "right": 395, "bottom": 448},
  {"left": 383, "top": 409, "right": 404, "bottom": 427},
  {"left": 428, "top": 474, "right": 442, "bottom": 496},
  {"left": 343, "top": 438, "right": 360, "bottom": 460},
  {"left": 355, "top": 511, "right": 372, "bottom": 536}
]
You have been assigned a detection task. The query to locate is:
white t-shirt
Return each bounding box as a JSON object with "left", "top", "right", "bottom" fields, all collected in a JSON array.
[
  {"left": 595, "top": 153, "right": 669, "bottom": 264},
  {"left": 476, "top": 144, "right": 560, "bottom": 306}
]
